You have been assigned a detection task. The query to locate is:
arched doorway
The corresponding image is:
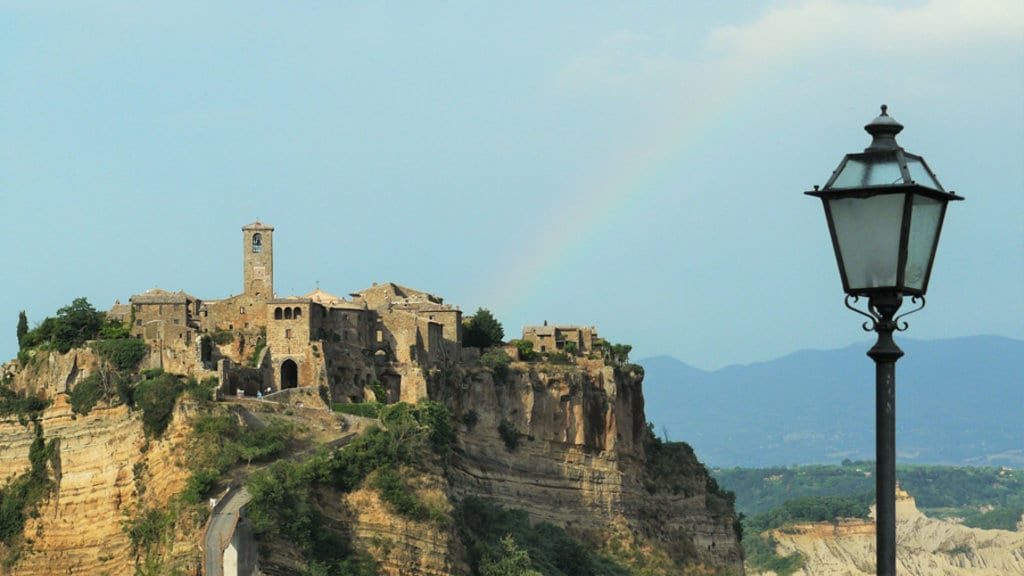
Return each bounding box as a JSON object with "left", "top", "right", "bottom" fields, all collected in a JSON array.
[{"left": 281, "top": 359, "right": 298, "bottom": 389}]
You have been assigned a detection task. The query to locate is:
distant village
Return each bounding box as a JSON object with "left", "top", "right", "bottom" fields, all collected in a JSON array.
[{"left": 107, "top": 222, "right": 604, "bottom": 402}]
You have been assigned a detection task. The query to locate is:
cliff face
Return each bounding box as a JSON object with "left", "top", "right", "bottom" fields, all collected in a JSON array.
[
  {"left": 443, "top": 359, "right": 743, "bottom": 573},
  {"left": 0, "top": 394, "right": 198, "bottom": 575},
  {"left": 754, "top": 492, "right": 1024, "bottom": 576},
  {"left": 2, "top": 347, "right": 742, "bottom": 575}
]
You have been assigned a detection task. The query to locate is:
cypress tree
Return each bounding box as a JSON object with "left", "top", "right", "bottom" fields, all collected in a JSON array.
[{"left": 16, "top": 310, "right": 28, "bottom": 348}]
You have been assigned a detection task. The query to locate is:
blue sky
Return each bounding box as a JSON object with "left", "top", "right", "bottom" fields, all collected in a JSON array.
[{"left": 2, "top": 1, "right": 1022, "bottom": 370}]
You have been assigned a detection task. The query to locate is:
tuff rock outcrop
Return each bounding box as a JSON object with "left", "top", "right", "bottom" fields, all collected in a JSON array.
[{"left": 754, "top": 490, "right": 1024, "bottom": 576}]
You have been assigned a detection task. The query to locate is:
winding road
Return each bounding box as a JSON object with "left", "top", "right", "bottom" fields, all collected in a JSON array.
[{"left": 204, "top": 486, "right": 251, "bottom": 576}]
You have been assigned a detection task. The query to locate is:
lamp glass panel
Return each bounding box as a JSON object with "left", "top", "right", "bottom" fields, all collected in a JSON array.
[
  {"left": 828, "top": 194, "right": 906, "bottom": 291},
  {"left": 904, "top": 157, "right": 942, "bottom": 190},
  {"left": 903, "top": 194, "right": 943, "bottom": 291},
  {"left": 831, "top": 153, "right": 903, "bottom": 188}
]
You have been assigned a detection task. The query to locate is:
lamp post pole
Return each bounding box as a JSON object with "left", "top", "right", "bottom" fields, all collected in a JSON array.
[{"left": 866, "top": 293, "right": 904, "bottom": 576}]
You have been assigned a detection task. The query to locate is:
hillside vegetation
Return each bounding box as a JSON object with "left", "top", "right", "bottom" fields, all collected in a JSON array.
[{"left": 714, "top": 462, "right": 1024, "bottom": 529}]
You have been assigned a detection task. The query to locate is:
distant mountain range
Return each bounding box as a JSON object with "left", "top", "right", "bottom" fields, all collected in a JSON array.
[{"left": 639, "top": 335, "right": 1024, "bottom": 468}]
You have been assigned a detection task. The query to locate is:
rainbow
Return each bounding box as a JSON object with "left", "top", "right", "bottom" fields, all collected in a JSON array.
[{"left": 484, "top": 73, "right": 754, "bottom": 324}]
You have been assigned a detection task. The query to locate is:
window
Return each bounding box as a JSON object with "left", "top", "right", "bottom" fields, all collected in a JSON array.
[
  {"left": 240, "top": 307, "right": 246, "bottom": 315},
  {"left": 285, "top": 328, "right": 292, "bottom": 339},
  {"left": 294, "top": 307, "right": 302, "bottom": 318},
  {"left": 173, "top": 319, "right": 180, "bottom": 325},
  {"left": 136, "top": 319, "right": 142, "bottom": 326},
  {"left": 376, "top": 330, "right": 383, "bottom": 343},
  {"left": 252, "top": 233, "right": 262, "bottom": 253},
  {"left": 284, "top": 308, "right": 293, "bottom": 320},
  {"left": 244, "top": 322, "right": 250, "bottom": 329},
  {"left": 275, "top": 308, "right": 283, "bottom": 320}
]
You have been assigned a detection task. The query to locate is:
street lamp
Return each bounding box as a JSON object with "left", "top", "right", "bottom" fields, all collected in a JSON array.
[{"left": 806, "top": 105, "right": 962, "bottom": 576}]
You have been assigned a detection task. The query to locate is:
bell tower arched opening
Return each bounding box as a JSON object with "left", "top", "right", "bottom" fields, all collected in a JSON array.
[{"left": 242, "top": 222, "right": 274, "bottom": 301}]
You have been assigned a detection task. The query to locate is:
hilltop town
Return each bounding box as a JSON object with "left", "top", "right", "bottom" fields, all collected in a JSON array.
[
  {"left": 105, "top": 221, "right": 605, "bottom": 406},
  {"left": 1, "top": 222, "right": 746, "bottom": 576}
]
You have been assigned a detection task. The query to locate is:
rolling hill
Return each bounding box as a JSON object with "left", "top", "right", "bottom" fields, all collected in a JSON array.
[{"left": 640, "top": 335, "right": 1024, "bottom": 468}]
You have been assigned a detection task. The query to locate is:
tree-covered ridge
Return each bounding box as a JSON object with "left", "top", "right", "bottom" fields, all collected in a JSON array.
[{"left": 713, "top": 462, "right": 1024, "bottom": 531}]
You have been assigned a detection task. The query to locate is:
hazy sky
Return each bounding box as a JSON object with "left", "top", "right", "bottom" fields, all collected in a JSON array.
[{"left": 2, "top": 1, "right": 1022, "bottom": 370}]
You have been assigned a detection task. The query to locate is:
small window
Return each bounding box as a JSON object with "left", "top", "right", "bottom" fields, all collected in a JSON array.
[
  {"left": 240, "top": 307, "right": 246, "bottom": 315},
  {"left": 228, "top": 324, "right": 233, "bottom": 331},
  {"left": 173, "top": 319, "right": 180, "bottom": 325},
  {"left": 376, "top": 329, "right": 383, "bottom": 343},
  {"left": 244, "top": 322, "right": 250, "bottom": 329},
  {"left": 252, "top": 233, "right": 263, "bottom": 253},
  {"left": 284, "top": 308, "right": 293, "bottom": 320},
  {"left": 285, "top": 328, "right": 292, "bottom": 339},
  {"left": 294, "top": 307, "right": 302, "bottom": 318},
  {"left": 275, "top": 308, "right": 283, "bottom": 320},
  {"left": 136, "top": 319, "right": 142, "bottom": 326}
]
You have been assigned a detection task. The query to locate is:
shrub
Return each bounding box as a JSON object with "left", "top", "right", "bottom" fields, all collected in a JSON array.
[
  {"left": 368, "top": 380, "right": 388, "bottom": 404},
  {"left": 69, "top": 373, "right": 104, "bottom": 415},
  {"left": 211, "top": 330, "right": 234, "bottom": 345},
  {"left": 457, "top": 497, "right": 627, "bottom": 576},
  {"left": 548, "top": 352, "right": 571, "bottom": 364},
  {"left": 372, "top": 466, "right": 430, "bottom": 521},
  {"left": 98, "top": 319, "right": 131, "bottom": 340},
  {"left": 0, "top": 387, "right": 50, "bottom": 419},
  {"left": 182, "top": 468, "right": 221, "bottom": 505},
  {"left": 498, "top": 419, "right": 519, "bottom": 451},
  {"left": 744, "top": 533, "right": 805, "bottom": 576},
  {"left": 91, "top": 338, "right": 148, "bottom": 371},
  {"left": 135, "top": 373, "right": 183, "bottom": 437},
  {"left": 480, "top": 350, "right": 512, "bottom": 381},
  {"left": 511, "top": 339, "right": 538, "bottom": 361},
  {"left": 461, "top": 410, "right": 479, "bottom": 430},
  {"left": 237, "top": 420, "right": 292, "bottom": 465},
  {"left": 332, "top": 402, "right": 382, "bottom": 418},
  {"left": 0, "top": 423, "right": 56, "bottom": 546},
  {"left": 123, "top": 506, "right": 170, "bottom": 555},
  {"left": 247, "top": 337, "right": 266, "bottom": 367},
  {"left": 962, "top": 506, "right": 1024, "bottom": 531}
]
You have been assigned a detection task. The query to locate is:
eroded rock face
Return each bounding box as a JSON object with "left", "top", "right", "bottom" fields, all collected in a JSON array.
[
  {"left": 0, "top": 394, "right": 197, "bottom": 576},
  {"left": 760, "top": 492, "right": 1024, "bottom": 576},
  {"left": 8, "top": 348, "right": 102, "bottom": 396},
  {"left": 445, "top": 360, "right": 743, "bottom": 573},
  {"left": 342, "top": 470, "right": 468, "bottom": 576}
]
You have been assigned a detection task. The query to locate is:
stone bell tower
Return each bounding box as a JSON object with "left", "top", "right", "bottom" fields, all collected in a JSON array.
[{"left": 242, "top": 221, "right": 274, "bottom": 300}]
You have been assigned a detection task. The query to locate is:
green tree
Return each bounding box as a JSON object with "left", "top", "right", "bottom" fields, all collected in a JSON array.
[
  {"left": 463, "top": 308, "right": 504, "bottom": 349},
  {"left": 52, "top": 297, "right": 105, "bottom": 353},
  {"left": 480, "top": 535, "right": 543, "bottom": 576},
  {"left": 511, "top": 339, "right": 537, "bottom": 361},
  {"left": 607, "top": 343, "right": 632, "bottom": 365},
  {"left": 16, "top": 311, "right": 28, "bottom": 348}
]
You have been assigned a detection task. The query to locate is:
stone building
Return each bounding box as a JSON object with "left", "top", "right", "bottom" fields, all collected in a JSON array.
[
  {"left": 350, "top": 282, "right": 463, "bottom": 366},
  {"left": 521, "top": 324, "right": 599, "bottom": 355},
  {"left": 117, "top": 222, "right": 462, "bottom": 399}
]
